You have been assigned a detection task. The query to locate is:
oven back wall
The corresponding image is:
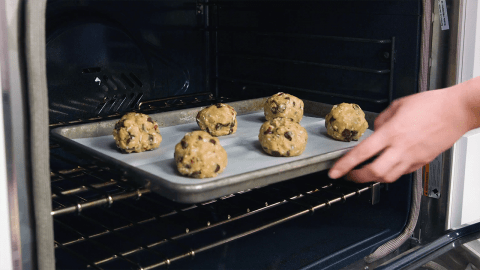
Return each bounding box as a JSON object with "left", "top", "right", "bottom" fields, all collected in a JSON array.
[
  {"left": 212, "top": 0, "right": 422, "bottom": 113},
  {"left": 46, "top": 0, "right": 208, "bottom": 124},
  {"left": 46, "top": 0, "right": 422, "bottom": 124}
]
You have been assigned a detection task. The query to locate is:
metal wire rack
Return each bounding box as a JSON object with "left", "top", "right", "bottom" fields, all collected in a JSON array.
[
  {"left": 49, "top": 92, "right": 220, "bottom": 128},
  {"left": 51, "top": 146, "right": 380, "bottom": 270}
]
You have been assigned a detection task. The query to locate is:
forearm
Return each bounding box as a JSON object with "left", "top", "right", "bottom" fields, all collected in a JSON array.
[{"left": 448, "top": 76, "right": 480, "bottom": 131}]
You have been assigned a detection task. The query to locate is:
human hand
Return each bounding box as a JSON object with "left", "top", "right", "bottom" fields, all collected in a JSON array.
[{"left": 328, "top": 87, "right": 472, "bottom": 183}]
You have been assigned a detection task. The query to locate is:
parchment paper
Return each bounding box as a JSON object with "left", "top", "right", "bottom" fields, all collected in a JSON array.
[{"left": 73, "top": 112, "right": 373, "bottom": 185}]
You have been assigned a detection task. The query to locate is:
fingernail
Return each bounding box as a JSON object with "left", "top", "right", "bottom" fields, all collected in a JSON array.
[{"left": 329, "top": 169, "right": 340, "bottom": 179}]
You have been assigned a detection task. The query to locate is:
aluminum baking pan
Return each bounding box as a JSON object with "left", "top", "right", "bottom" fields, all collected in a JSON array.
[{"left": 51, "top": 98, "right": 377, "bottom": 203}]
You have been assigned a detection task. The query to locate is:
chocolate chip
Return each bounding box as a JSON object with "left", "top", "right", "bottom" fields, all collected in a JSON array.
[
  {"left": 229, "top": 128, "right": 234, "bottom": 134},
  {"left": 210, "top": 139, "right": 216, "bottom": 145},
  {"left": 286, "top": 151, "right": 291, "bottom": 156},
  {"left": 230, "top": 121, "right": 235, "bottom": 128},
  {"left": 216, "top": 123, "right": 222, "bottom": 130},
  {"left": 198, "top": 135, "right": 203, "bottom": 140},
  {"left": 264, "top": 127, "right": 273, "bottom": 135},
  {"left": 185, "top": 164, "right": 191, "bottom": 169},
  {"left": 271, "top": 151, "right": 281, "bottom": 157},
  {"left": 216, "top": 103, "right": 223, "bottom": 108},
  {"left": 285, "top": 97, "right": 290, "bottom": 100},
  {"left": 190, "top": 171, "right": 201, "bottom": 177},
  {"left": 178, "top": 156, "right": 184, "bottom": 163},
  {"left": 271, "top": 107, "right": 277, "bottom": 114},
  {"left": 341, "top": 129, "right": 352, "bottom": 141},
  {"left": 115, "top": 120, "right": 125, "bottom": 130},
  {"left": 284, "top": 131, "right": 293, "bottom": 141},
  {"left": 181, "top": 140, "right": 188, "bottom": 149},
  {"left": 278, "top": 92, "right": 284, "bottom": 96},
  {"left": 293, "top": 101, "right": 296, "bottom": 106},
  {"left": 206, "top": 127, "right": 210, "bottom": 134},
  {"left": 215, "top": 164, "right": 220, "bottom": 173},
  {"left": 341, "top": 129, "right": 358, "bottom": 142},
  {"left": 147, "top": 117, "right": 154, "bottom": 123},
  {"left": 326, "top": 116, "right": 336, "bottom": 128}
]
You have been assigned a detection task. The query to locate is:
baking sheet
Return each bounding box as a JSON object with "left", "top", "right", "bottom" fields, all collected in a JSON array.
[
  {"left": 72, "top": 111, "right": 373, "bottom": 185},
  {"left": 52, "top": 98, "right": 377, "bottom": 203}
]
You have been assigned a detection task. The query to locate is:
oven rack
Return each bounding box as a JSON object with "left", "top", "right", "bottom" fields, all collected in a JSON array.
[
  {"left": 51, "top": 147, "right": 380, "bottom": 269},
  {"left": 49, "top": 92, "right": 220, "bottom": 128}
]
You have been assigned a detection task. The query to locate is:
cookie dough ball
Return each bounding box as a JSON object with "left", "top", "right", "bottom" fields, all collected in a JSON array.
[
  {"left": 325, "top": 103, "right": 368, "bottom": 142},
  {"left": 174, "top": 131, "right": 228, "bottom": 178},
  {"left": 113, "top": 112, "right": 162, "bottom": 153},
  {"left": 196, "top": 103, "right": 237, "bottom": 136},
  {"left": 264, "top": 92, "right": 304, "bottom": 123},
  {"left": 259, "top": 118, "right": 308, "bottom": 157}
]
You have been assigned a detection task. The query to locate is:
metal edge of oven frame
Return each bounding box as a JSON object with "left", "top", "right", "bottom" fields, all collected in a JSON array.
[
  {"left": 3, "top": 0, "right": 55, "bottom": 269},
  {"left": 3, "top": 0, "right": 48, "bottom": 269},
  {"left": 374, "top": 0, "right": 463, "bottom": 263},
  {"left": 414, "top": 0, "right": 461, "bottom": 246},
  {"left": 342, "top": 0, "right": 462, "bottom": 268}
]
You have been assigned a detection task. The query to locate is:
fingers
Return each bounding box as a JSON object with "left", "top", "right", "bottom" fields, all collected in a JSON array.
[
  {"left": 328, "top": 99, "right": 403, "bottom": 180},
  {"left": 328, "top": 130, "right": 389, "bottom": 179},
  {"left": 343, "top": 148, "right": 403, "bottom": 183}
]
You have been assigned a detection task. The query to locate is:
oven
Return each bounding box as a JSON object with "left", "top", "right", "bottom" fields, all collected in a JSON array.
[{"left": 1, "top": 0, "right": 478, "bottom": 269}]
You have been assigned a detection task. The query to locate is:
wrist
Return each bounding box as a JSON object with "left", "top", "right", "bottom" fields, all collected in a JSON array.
[{"left": 451, "top": 78, "right": 480, "bottom": 131}]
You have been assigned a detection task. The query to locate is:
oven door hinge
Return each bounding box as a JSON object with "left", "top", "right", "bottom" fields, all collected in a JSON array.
[{"left": 409, "top": 229, "right": 422, "bottom": 246}]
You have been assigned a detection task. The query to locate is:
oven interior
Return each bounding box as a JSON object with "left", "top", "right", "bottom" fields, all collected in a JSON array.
[{"left": 46, "top": 0, "right": 421, "bottom": 269}]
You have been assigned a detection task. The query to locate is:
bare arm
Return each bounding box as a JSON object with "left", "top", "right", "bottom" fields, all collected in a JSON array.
[{"left": 328, "top": 76, "right": 480, "bottom": 183}]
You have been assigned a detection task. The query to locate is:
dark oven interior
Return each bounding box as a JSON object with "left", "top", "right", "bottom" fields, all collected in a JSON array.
[{"left": 46, "top": 0, "right": 422, "bottom": 269}]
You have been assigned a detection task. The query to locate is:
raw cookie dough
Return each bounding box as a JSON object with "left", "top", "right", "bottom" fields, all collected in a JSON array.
[
  {"left": 264, "top": 92, "right": 304, "bottom": 123},
  {"left": 174, "top": 130, "right": 228, "bottom": 178},
  {"left": 258, "top": 118, "right": 308, "bottom": 157},
  {"left": 113, "top": 112, "right": 162, "bottom": 153},
  {"left": 325, "top": 103, "right": 368, "bottom": 142},
  {"left": 196, "top": 103, "right": 237, "bottom": 136}
]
